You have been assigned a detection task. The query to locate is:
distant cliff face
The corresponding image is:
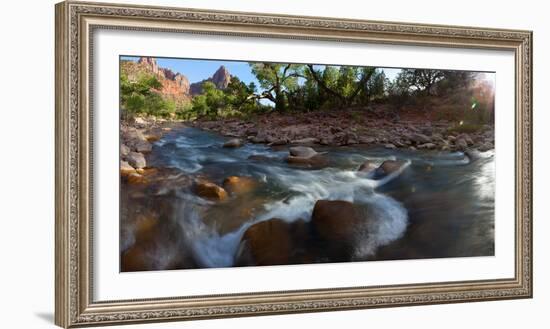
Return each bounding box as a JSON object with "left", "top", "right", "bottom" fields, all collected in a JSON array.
[
  {"left": 190, "top": 65, "right": 232, "bottom": 95},
  {"left": 122, "top": 58, "right": 233, "bottom": 101},
  {"left": 211, "top": 66, "right": 232, "bottom": 89},
  {"left": 121, "top": 57, "right": 191, "bottom": 103}
]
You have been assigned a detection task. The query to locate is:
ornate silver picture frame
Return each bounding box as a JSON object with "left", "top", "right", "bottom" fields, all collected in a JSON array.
[{"left": 55, "top": 1, "right": 532, "bottom": 327}]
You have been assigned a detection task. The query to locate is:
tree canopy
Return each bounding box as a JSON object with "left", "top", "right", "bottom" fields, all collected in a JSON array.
[{"left": 120, "top": 61, "right": 483, "bottom": 122}]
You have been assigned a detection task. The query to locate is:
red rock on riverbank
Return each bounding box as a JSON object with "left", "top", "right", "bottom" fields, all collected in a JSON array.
[{"left": 191, "top": 110, "right": 494, "bottom": 152}]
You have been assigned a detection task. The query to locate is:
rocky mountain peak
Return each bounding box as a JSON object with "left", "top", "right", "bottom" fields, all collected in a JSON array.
[
  {"left": 190, "top": 65, "right": 233, "bottom": 95},
  {"left": 127, "top": 57, "right": 232, "bottom": 98},
  {"left": 212, "top": 65, "right": 232, "bottom": 89},
  {"left": 137, "top": 57, "right": 160, "bottom": 76}
]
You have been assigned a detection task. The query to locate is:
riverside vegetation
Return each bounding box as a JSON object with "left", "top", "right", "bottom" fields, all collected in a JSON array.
[{"left": 119, "top": 57, "right": 495, "bottom": 271}]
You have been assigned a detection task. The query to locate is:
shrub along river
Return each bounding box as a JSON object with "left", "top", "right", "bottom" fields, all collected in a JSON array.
[{"left": 120, "top": 127, "right": 495, "bottom": 272}]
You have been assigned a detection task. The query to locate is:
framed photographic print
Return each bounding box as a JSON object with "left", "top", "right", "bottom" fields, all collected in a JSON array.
[{"left": 55, "top": 1, "right": 533, "bottom": 327}]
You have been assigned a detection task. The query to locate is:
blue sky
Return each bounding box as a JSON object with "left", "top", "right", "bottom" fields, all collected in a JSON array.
[{"left": 121, "top": 56, "right": 402, "bottom": 88}]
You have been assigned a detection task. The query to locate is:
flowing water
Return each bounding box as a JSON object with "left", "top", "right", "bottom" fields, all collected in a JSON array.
[{"left": 121, "top": 127, "right": 495, "bottom": 271}]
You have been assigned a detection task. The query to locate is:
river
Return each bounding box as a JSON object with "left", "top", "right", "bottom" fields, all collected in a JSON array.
[{"left": 120, "top": 127, "right": 495, "bottom": 271}]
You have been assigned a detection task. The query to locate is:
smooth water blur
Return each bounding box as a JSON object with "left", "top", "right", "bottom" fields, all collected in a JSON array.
[{"left": 133, "top": 127, "right": 494, "bottom": 268}]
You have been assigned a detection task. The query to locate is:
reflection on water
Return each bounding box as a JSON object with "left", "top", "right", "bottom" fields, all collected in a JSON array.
[{"left": 121, "top": 127, "right": 495, "bottom": 271}]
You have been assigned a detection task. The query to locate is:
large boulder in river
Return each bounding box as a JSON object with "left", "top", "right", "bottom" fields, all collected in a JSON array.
[
  {"left": 357, "top": 160, "right": 377, "bottom": 173},
  {"left": 373, "top": 160, "right": 408, "bottom": 179},
  {"left": 222, "top": 176, "right": 257, "bottom": 195},
  {"left": 194, "top": 180, "right": 228, "bottom": 200},
  {"left": 312, "top": 200, "right": 362, "bottom": 243},
  {"left": 236, "top": 218, "right": 311, "bottom": 266},
  {"left": 311, "top": 200, "right": 366, "bottom": 259},
  {"left": 127, "top": 152, "right": 146, "bottom": 169},
  {"left": 286, "top": 146, "right": 328, "bottom": 168},
  {"left": 289, "top": 146, "right": 318, "bottom": 158},
  {"left": 236, "top": 218, "right": 292, "bottom": 266},
  {"left": 223, "top": 138, "right": 243, "bottom": 148}
]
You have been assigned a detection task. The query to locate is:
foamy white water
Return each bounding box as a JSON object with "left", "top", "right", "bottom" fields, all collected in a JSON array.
[{"left": 175, "top": 161, "right": 411, "bottom": 268}]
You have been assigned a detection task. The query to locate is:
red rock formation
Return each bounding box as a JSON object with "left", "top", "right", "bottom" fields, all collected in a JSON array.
[
  {"left": 134, "top": 57, "right": 191, "bottom": 102},
  {"left": 190, "top": 65, "right": 232, "bottom": 95},
  {"left": 124, "top": 58, "right": 232, "bottom": 100},
  {"left": 137, "top": 57, "right": 160, "bottom": 75},
  {"left": 211, "top": 65, "right": 232, "bottom": 89}
]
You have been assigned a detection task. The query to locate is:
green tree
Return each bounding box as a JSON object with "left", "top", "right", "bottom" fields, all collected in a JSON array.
[
  {"left": 306, "top": 65, "right": 376, "bottom": 107},
  {"left": 360, "top": 69, "right": 387, "bottom": 103},
  {"left": 120, "top": 72, "right": 170, "bottom": 118},
  {"left": 302, "top": 69, "right": 321, "bottom": 111},
  {"left": 224, "top": 77, "right": 260, "bottom": 113},
  {"left": 189, "top": 82, "right": 228, "bottom": 118},
  {"left": 250, "top": 63, "right": 301, "bottom": 111},
  {"left": 396, "top": 69, "right": 445, "bottom": 95},
  {"left": 437, "top": 71, "right": 475, "bottom": 94}
]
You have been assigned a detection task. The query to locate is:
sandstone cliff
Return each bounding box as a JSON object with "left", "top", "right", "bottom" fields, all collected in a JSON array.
[
  {"left": 122, "top": 57, "right": 191, "bottom": 103},
  {"left": 190, "top": 65, "right": 232, "bottom": 95}
]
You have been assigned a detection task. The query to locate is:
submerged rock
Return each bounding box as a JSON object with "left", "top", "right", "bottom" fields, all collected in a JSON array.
[
  {"left": 127, "top": 172, "right": 148, "bottom": 185},
  {"left": 222, "top": 176, "right": 257, "bottom": 195},
  {"left": 223, "top": 138, "right": 243, "bottom": 148},
  {"left": 247, "top": 154, "right": 279, "bottom": 163},
  {"left": 194, "top": 180, "right": 228, "bottom": 200}
]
